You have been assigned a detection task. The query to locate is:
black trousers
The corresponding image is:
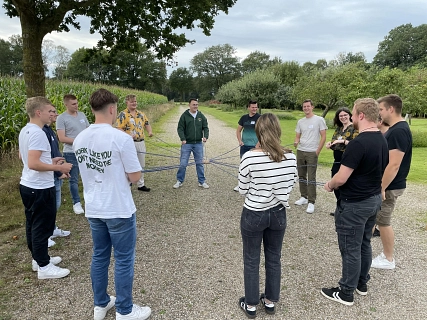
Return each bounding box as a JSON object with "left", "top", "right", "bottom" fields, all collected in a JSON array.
[{"left": 19, "top": 185, "right": 56, "bottom": 267}]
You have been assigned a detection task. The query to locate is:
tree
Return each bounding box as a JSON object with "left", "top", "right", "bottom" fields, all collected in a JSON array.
[
  {"left": 0, "top": 39, "right": 13, "bottom": 75},
  {"left": 52, "top": 45, "right": 70, "bottom": 80},
  {"left": 169, "top": 68, "right": 194, "bottom": 101},
  {"left": 241, "top": 51, "right": 280, "bottom": 74},
  {"left": 3, "top": 0, "right": 237, "bottom": 97},
  {"left": 373, "top": 24, "right": 427, "bottom": 69},
  {"left": 269, "top": 61, "right": 302, "bottom": 87},
  {"left": 190, "top": 43, "right": 241, "bottom": 95}
]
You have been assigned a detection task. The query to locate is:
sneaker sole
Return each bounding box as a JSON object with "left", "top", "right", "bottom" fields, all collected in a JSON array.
[
  {"left": 371, "top": 264, "right": 395, "bottom": 270},
  {"left": 356, "top": 288, "right": 367, "bottom": 296},
  {"left": 320, "top": 289, "right": 354, "bottom": 306},
  {"left": 38, "top": 269, "right": 70, "bottom": 279}
]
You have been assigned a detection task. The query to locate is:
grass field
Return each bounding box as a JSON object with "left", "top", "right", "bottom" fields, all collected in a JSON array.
[{"left": 199, "top": 105, "right": 427, "bottom": 184}]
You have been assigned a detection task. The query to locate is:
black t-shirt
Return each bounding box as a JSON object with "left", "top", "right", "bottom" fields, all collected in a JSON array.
[
  {"left": 384, "top": 121, "right": 412, "bottom": 190},
  {"left": 339, "top": 131, "right": 389, "bottom": 201}
]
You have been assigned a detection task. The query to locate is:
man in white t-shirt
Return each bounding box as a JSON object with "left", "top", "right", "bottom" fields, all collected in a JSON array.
[
  {"left": 19, "top": 97, "right": 72, "bottom": 279},
  {"left": 294, "top": 99, "right": 327, "bottom": 213},
  {"left": 73, "top": 89, "right": 151, "bottom": 320},
  {"left": 56, "top": 94, "right": 90, "bottom": 214}
]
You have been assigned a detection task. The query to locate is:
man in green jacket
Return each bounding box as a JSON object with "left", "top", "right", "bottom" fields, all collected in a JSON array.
[{"left": 173, "top": 98, "right": 210, "bottom": 189}]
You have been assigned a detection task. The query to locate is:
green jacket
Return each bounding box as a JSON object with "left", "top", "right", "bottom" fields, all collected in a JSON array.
[{"left": 177, "top": 109, "right": 209, "bottom": 144}]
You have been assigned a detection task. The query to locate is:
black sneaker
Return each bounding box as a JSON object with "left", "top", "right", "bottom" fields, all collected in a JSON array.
[
  {"left": 373, "top": 228, "right": 380, "bottom": 237},
  {"left": 260, "top": 293, "right": 275, "bottom": 315},
  {"left": 321, "top": 287, "right": 354, "bottom": 306},
  {"left": 137, "top": 186, "right": 151, "bottom": 192},
  {"left": 356, "top": 283, "right": 367, "bottom": 296},
  {"left": 239, "top": 297, "right": 256, "bottom": 319}
]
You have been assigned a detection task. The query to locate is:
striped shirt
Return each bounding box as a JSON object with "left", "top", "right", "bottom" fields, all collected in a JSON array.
[{"left": 239, "top": 150, "right": 297, "bottom": 211}]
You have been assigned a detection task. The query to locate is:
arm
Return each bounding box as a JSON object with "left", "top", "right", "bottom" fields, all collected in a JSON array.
[
  {"left": 57, "top": 129, "right": 75, "bottom": 145},
  {"left": 202, "top": 115, "right": 209, "bottom": 141},
  {"left": 177, "top": 114, "right": 186, "bottom": 142},
  {"left": 381, "top": 149, "right": 405, "bottom": 192},
  {"left": 145, "top": 124, "right": 153, "bottom": 137},
  {"left": 294, "top": 132, "right": 301, "bottom": 148},
  {"left": 324, "top": 164, "right": 354, "bottom": 192},
  {"left": 236, "top": 125, "right": 244, "bottom": 146},
  {"left": 28, "top": 151, "right": 72, "bottom": 174},
  {"left": 316, "top": 129, "right": 327, "bottom": 155},
  {"left": 127, "top": 171, "right": 142, "bottom": 184}
]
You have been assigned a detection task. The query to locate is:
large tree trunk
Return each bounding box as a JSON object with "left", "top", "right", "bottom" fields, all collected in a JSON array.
[{"left": 20, "top": 16, "right": 45, "bottom": 97}]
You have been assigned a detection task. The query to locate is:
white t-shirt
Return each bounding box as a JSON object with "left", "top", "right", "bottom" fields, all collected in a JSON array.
[
  {"left": 73, "top": 124, "right": 142, "bottom": 218},
  {"left": 56, "top": 111, "right": 90, "bottom": 153},
  {"left": 239, "top": 150, "right": 297, "bottom": 210},
  {"left": 295, "top": 115, "right": 327, "bottom": 152},
  {"left": 19, "top": 123, "right": 54, "bottom": 189}
]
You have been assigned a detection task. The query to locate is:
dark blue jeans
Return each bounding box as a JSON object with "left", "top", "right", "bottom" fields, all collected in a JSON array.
[
  {"left": 335, "top": 194, "right": 381, "bottom": 295},
  {"left": 64, "top": 152, "right": 81, "bottom": 204},
  {"left": 19, "top": 185, "right": 56, "bottom": 267},
  {"left": 240, "top": 204, "right": 287, "bottom": 306},
  {"left": 240, "top": 145, "right": 255, "bottom": 158}
]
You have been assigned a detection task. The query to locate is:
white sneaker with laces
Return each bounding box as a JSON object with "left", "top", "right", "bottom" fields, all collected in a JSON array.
[
  {"left": 73, "top": 202, "right": 84, "bottom": 214},
  {"left": 32, "top": 256, "right": 62, "bottom": 271},
  {"left": 38, "top": 263, "right": 70, "bottom": 279},
  {"left": 198, "top": 182, "right": 210, "bottom": 189},
  {"left": 173, "top": 181, "right": 182, "bottom": 189},
  {"left": 371, "top": 252, "right": 395, "bottom": 269},
  {"left": 233, "top": 186, "right": 239, "bottom": 192},
  {"left": 94, "top": 296, "right": 116, "bottom": 320},
  {"left": 306, "top": 203, "right": 315, "bottom": 214},
  {"left": 51, "top": 227, "right": 71, "bottom": 238},
  {"left": 116, "top": 304, "right": 151, "bottom": 320},
  {"left": 295, "top": 197, "right": 308, "bottom": 206},
  {"left": 48, "top": 237, "right": 56, "bottom": 247}
]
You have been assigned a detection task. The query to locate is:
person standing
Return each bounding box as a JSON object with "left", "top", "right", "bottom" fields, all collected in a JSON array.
[
  {"left": 19, "top": 96, "right": 72, "bottom": 279},
  {"left": 234, "top": 100, "right": 261, "bottom": 192},
  {"left": 325, "top": 107, "right": 358, "bottom": 215},
  {"left": 321, "top": 98, "right": 388, "bottom": 306},
  {"left": 173, "top": 98, "right": 210, "bottom": 189},
  {"left": 115, "top": 94, "right": 153, "bottom": 192},
  {"left": 73, "top": 89, "right": 151, "bottom": 320},
  {"left": 56, "top": 94, "right": 90, "bottom": 214},
  {"left": 293, "top": 99, "right": 327, "bottom": 213},
  {"left": 42, "top": 106, "right": 71, "bottom": 247},
  {"left": 371, "top": 94, "right": 412, "bottom": 270},
  {"left": 238, "top": 113, "right": 297, "bottom": 318}
]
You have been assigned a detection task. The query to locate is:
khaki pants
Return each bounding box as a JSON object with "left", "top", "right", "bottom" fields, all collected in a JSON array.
[
  {"left": 134, "top": 140, "right": 146, "bottom": 187},
  {"left": 297, "top": 150, "right": 318, "bottom": 204}
]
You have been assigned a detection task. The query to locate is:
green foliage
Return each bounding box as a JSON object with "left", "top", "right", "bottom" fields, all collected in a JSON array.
[
  {"left": 168, "top": 68, "right": 194, "bottom": 101},
  {"left": 412, "top": 131, "right": 427, "bottom": 148},
  {"left": 0, "top": 77, "right": 168, "bottom": 151},
  {"left": 241, "top": 51, "right": 280, "bottom": 74}
]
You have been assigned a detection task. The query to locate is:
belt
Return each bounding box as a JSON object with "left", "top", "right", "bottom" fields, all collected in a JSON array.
[{"left": 134, "top": 139, "right": 144, "bottom": 142}]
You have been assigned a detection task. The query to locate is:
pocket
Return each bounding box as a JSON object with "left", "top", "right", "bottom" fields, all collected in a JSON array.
[
  {"left": 272, "top": 206, "right": 287, "bottom": 228},
  {"left": 242, "top": 207, "right": 264, "bottom": 228}
]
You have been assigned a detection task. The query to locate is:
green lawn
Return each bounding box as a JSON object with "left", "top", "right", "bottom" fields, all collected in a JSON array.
[{"left": 200, "top": 105, "right": 426, "bottom": 184}]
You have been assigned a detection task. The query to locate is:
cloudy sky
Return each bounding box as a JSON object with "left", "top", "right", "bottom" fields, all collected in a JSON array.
[{"left": 1, "top": 0, "right": 427, "bottom": 74}]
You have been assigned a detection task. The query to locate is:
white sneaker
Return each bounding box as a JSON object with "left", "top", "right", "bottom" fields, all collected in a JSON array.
[
  {"left": 306, "top": 203, "right": 315, "bottom": 214},
  {"left": 295, "top": 197, "right": 308, "bottom": 206},
  {"left": 94, "top": 296, "right": 116, "bottom": 320},
  {"left": 38, "top": 263, "right": 70, "bottom": 279},
  {"left": 233, "top": 186, "right": 239, "bottom": 192},
  {"left": 51, "top": 227, "right": 71, "bottom": 238},
  {"left": 198, "top": 182, "right": 210, "bottom": 189},
  {"left": 371, "top": 252, "right": 395, "bottom": 269},
  {"left": 73, "top": 202, "right": 84, "bottom": 214},
  {"left": 116, "top": 304, "right": 151, "bottom": 320},
  {"left": 173, "top": 181, "right": 182, "bottom": 189},
  {"left": 48, "top": 237, "right": 56, "bottom": 247},
  {"left": 32, "top": 256, "right": 62, "bottom": 271}
]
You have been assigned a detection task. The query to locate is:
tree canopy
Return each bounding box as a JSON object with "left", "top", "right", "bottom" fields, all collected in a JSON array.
[{"left": 3, "top": 0, "right": 237, "bottom": 97}]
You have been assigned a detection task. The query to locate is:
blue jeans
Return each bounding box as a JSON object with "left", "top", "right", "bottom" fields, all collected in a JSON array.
[
  {"left": 240, "top": 204, "right": 287, "bottom": 306},
  {"left": 64, "top": 152, "right": 81, "bottom": 204},
  {"left": 335, "top": 194, "right": 381, "bottom": 295},
  {"left": 54, "top": 176, "right": 63, "bottom": 211},
  {"left": 176, "top": 142, "right": 205, "bottom": 184},
  {"left": 240, "top": 145, "right": 255, "bottom": 158},
  {"left": 88, "top": 214, "right": 137, "bottom": 315}
]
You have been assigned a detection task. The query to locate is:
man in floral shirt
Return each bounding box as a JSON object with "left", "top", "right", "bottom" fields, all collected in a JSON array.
[{"left": 116, "top": 94, "right": 153, "bottom": 192}]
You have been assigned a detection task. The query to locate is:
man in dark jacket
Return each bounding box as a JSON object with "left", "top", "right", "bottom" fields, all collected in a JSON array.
[{"left": 173, "top": 98, "right": 210, "bottom": 189}]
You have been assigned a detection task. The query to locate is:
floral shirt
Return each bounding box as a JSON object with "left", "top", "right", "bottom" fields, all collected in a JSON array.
[
  {"left": 115, "top": 108, "right": 149, "bottom": 140},
  {"left": 330, "top": 124, "right": 358, "bottom": 152}
]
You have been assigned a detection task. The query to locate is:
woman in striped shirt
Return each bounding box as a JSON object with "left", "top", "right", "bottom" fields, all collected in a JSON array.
[{"left": 238, "top": 113, "right": 297, "bottom": 319}]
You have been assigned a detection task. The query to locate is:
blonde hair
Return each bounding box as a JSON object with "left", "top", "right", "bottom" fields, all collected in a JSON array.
[
  {"left": 255, "top": 113, "right": 291, "bottom": 162},
  {"left": 125, "top": 94, "right": 136, "bottom": 101},
  {"left": 25, "top": 96, "right": 52, "bottom": 118},
  {"left": 354, "top": 98, "right": 379, "bottom": 123}
]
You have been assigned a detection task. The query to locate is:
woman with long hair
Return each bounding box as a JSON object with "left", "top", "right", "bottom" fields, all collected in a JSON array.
[
  {"left": 325, "top": 107, "right": 358, "bottom": 213},
  {"left": 238, "top": 113, "right": 297, "bottom": 318}
]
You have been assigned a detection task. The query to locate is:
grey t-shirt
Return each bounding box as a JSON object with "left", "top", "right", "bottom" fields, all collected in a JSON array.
[
  {"left": 295, "top": 115, "right": 327, "bottom": 152},
  {"left": 56, "top": 111, "right": 90, "bottom": 153}
]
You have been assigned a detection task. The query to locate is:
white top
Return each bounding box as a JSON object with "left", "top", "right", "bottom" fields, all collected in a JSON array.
[
  {"left": 239, "top": 150, "right": 297, "bottom": 210},
  {"left": 295, "top": 115, "right": 327, "bottom": 152},
  {"left": 56, "top": 111, "right": 90, "bottom": 153},
  {"left": 19, "top": 123, "right": 54, "bottom": 189},
  {"left": 73, "top": 124, "right": 142, "bottom": 219}
]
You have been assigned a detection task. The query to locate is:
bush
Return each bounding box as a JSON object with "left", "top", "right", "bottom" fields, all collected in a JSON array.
[
  {"left": 275, "top": 113, "right": 297, "bottom": 120},
  {"left": 412, "top": 130, "right": 427, "bottom": 147}
]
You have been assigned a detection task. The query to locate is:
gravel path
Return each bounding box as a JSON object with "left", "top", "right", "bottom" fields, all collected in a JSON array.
[{"left": 9, "top": 106, "right": 427, "bottom": 319}]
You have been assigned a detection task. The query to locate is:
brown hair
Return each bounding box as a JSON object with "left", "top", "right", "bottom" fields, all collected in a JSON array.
[
  {"left": 125, "top": 94, "right": 136, "bottom": 101},
  {"left": 377, "top": 94, "right": 403, "bottom": 115},
  {"left": 90, "top": 89, "right": 118, "bottom": 112},
  {"left": 353, "top": 98, "right": 379, "bottom": 123},
  {"left": 25, "top": 96, "right": 53, "bottom": 118},
  {"left": 63, "top": 94, "right": 77, "bottom": 103},
  {"left": 302, "top": 99, "right": 313, "bottom": 106}
]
